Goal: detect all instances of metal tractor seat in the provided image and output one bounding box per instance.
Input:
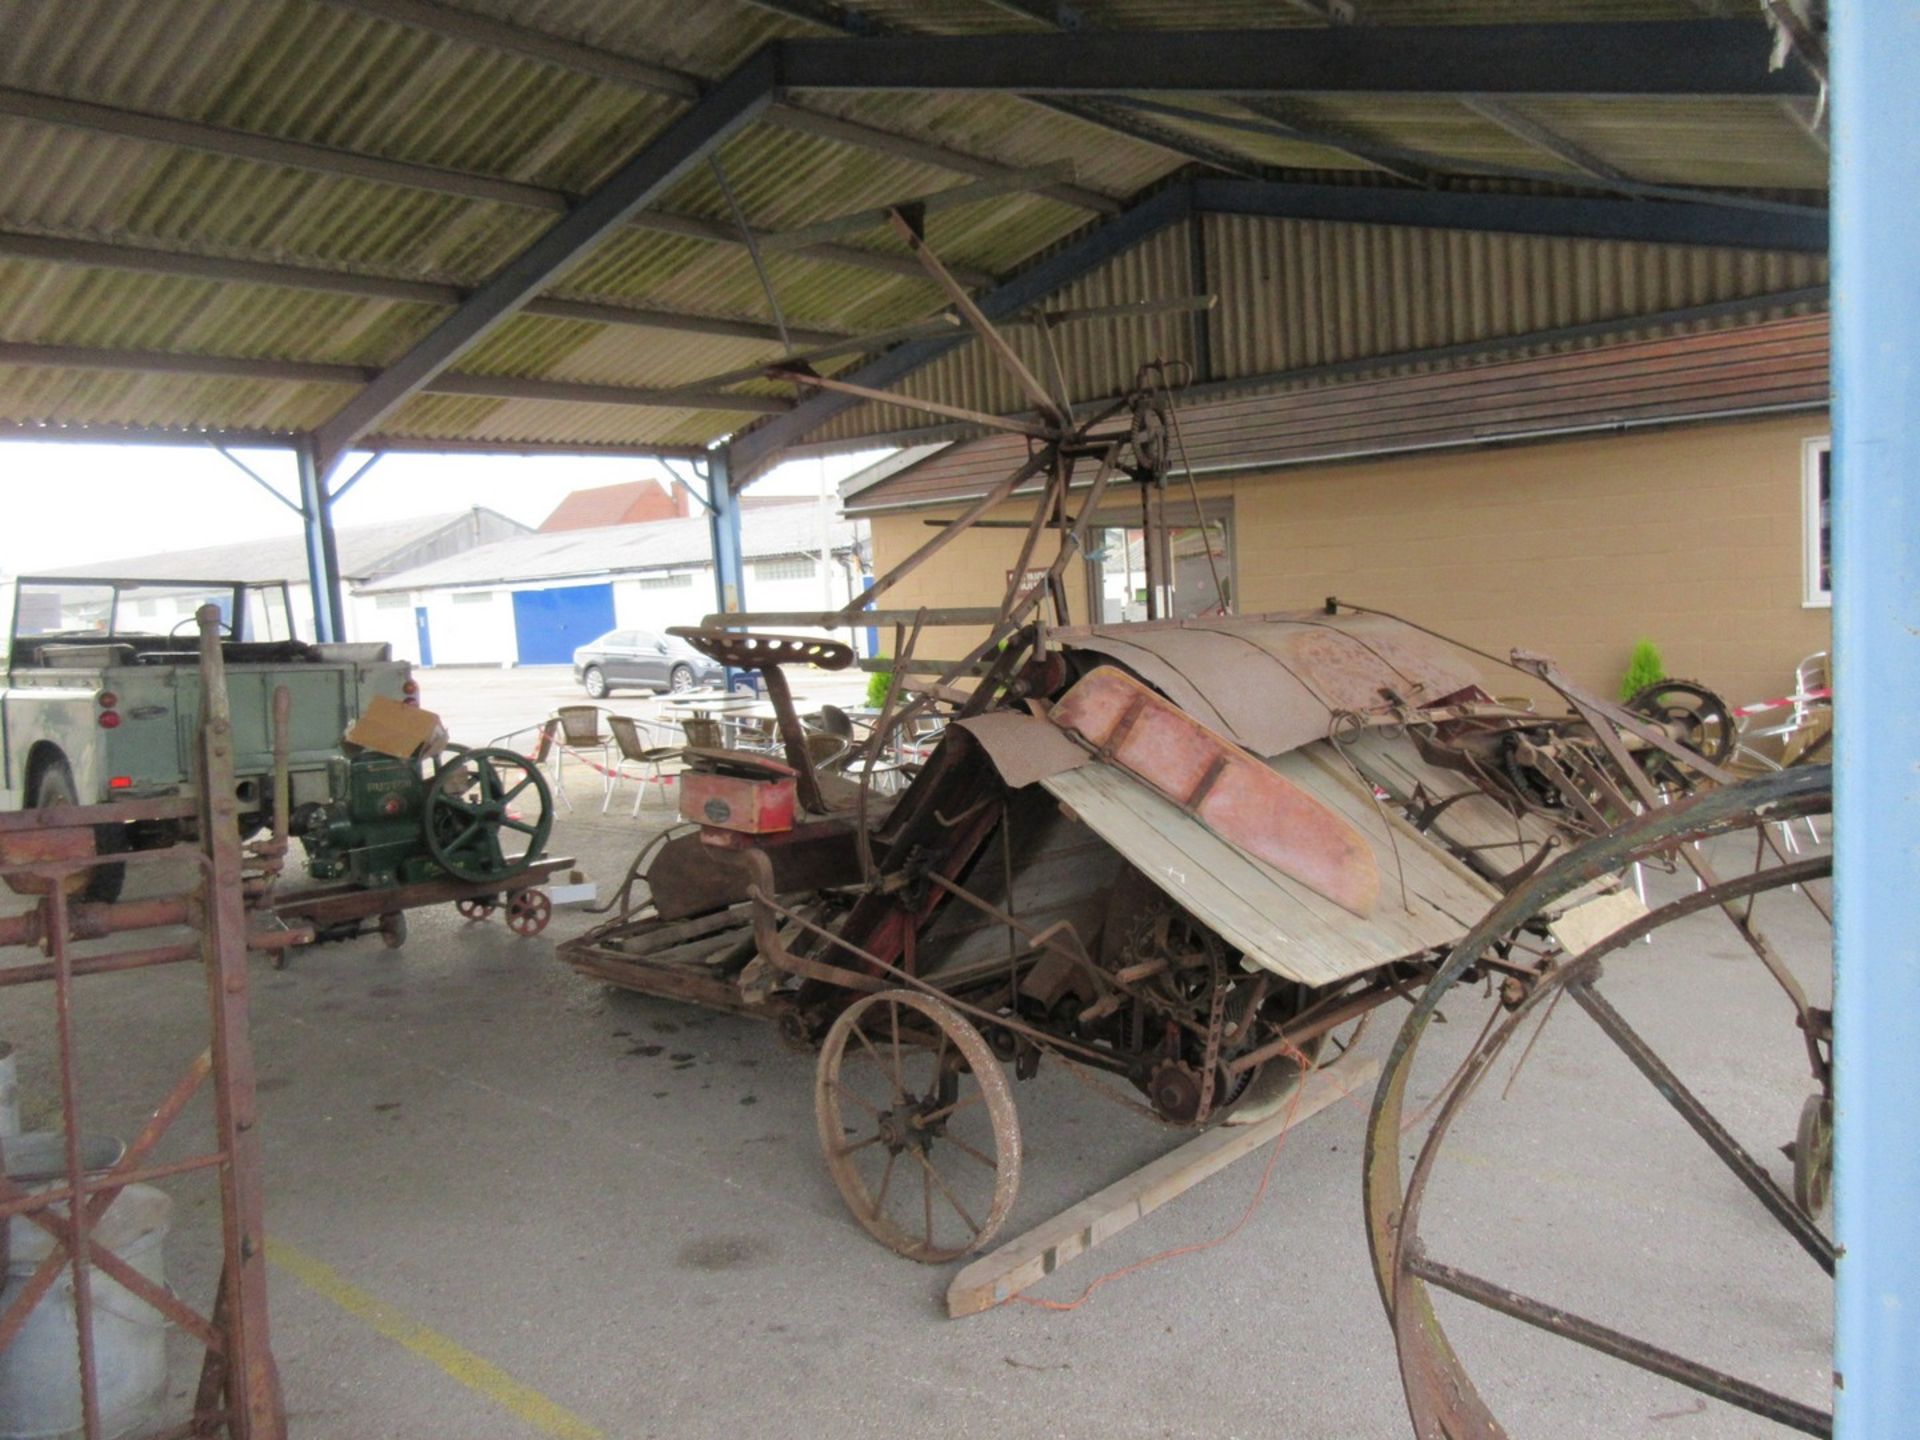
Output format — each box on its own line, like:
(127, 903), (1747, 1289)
(667, 628), (854, 672)
(668, 628), (858, 815)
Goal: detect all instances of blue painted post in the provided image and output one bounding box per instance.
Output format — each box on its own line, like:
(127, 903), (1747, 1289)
(707, 446), (750, 690)
(1831, 5), (1920, 1433)
(295, 440), (343, 643)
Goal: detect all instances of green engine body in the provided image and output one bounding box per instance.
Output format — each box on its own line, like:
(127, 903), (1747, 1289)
(298, 751), (446, 889)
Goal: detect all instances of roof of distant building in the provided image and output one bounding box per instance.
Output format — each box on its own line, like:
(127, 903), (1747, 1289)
(539, 478), (687, 531)
(42, 508), (531, 584)
(361, 500), (860, 594)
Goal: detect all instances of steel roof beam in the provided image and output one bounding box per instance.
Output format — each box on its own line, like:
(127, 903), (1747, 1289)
(322, 0), (1122, 214)
(0, 87), (962, 287)
(311, 0), (700, 99)
(310, 53), (778, 464)
(0, 420), (712, 461)
(729, 178), (1194, 479)
(738, 0), (1276, 177)
(763, 107), (1119, 215)
(0, 422), (298, 449)
(0, 341), (792, 415)
(1192, 177), (1827, 252)
(1460, 97), (1633, 184)
(359, 436), (711, 460)
(777, 22), (1815, 97)
(0, 230), (846, 348)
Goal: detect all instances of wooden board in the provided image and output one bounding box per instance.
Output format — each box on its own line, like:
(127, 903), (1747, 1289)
(946, 1052), (1379, 1318)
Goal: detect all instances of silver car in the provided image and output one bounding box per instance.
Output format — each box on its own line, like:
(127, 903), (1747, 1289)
(572, 628), (724, 698)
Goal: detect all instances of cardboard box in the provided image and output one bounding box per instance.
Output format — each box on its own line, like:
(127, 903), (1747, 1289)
(344, 695), (448, 760)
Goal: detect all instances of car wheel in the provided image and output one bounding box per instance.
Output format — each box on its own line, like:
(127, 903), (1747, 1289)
(669, 664), (694, 694)
(582, 665), (608, 698)
(31, 756), (126, 902)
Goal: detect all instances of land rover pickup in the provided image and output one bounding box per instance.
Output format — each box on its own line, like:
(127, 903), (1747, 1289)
(2, 575), (415, 896)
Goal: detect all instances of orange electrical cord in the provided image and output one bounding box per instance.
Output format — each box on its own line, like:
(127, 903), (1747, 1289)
(1008, 1044), (1317, 1312)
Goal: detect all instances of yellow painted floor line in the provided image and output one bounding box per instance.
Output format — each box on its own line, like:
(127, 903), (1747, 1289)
(268, 1239), (605, 1440)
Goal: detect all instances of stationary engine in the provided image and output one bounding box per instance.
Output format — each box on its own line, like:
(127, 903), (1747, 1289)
(294, 745), (552, 889)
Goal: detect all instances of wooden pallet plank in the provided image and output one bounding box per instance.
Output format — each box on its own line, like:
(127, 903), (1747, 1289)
(945, 1052), (1379, 1317)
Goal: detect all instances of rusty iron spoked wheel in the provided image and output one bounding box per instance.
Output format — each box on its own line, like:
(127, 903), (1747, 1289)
(505, 888), (552, 937)
(455, 897), (497, 921)
(815, 988), (1020, 1263)
(1364, 767), (1834, 1439)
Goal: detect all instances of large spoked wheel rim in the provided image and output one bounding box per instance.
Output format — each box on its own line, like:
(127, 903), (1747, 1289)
(1364, 767), (1833, 1439)
(815, 989), (1021, 1263)
(424, 747), (553, 884)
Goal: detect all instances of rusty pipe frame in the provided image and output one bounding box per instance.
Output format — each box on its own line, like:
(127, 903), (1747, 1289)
(0, 606), (286, 1440)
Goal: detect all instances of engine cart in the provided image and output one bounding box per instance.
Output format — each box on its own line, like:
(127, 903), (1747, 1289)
(272, 740), (570, 954)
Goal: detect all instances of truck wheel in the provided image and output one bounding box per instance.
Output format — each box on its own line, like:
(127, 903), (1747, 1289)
(582, 666), (609, 698)
(30, 758), (127, 903)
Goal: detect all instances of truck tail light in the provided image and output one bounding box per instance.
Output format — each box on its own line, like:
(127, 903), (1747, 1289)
(98, 691), (118, 708)
(97, 711), (121, 729)
(402, 678), (421, 706)
(108, 776), (133, 790)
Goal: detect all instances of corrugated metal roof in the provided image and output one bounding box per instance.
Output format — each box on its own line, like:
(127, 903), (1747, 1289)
(361, 498), (861, 592)
(844, 311), (1831, 513)
(0, 1), (1828, 457)
(806, 212), (1828, 447)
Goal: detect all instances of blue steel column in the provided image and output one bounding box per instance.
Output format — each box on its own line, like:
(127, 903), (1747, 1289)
(1831, 4), (1920, 1433)
(707, 446), (748, 692)
(295, 439), (345, 643)
(708, 445), (746, 616)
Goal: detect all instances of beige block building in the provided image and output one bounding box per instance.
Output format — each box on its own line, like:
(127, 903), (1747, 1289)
(845, 317), (1831, 711)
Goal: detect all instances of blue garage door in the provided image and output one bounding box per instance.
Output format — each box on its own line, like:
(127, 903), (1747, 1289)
(512, 584), (615, 665)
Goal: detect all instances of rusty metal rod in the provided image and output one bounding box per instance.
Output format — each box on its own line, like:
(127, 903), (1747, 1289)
(0, 941), (200, 987)
(0, 896), (191, 948)
(1405, 1252), (1831, 1437)
(0, 1152), (227, 1223)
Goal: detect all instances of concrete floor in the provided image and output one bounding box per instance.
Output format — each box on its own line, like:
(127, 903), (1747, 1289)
(1, 668), (1834, 1439)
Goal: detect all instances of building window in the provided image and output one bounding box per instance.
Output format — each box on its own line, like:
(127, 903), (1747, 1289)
(451, 591), (492, 606)
(639, 572), (693, 590)
(753, 556), (818, 583)
(1088, 507), (1233, 624)
(1804, 437), (1831, 607)
(374, 593), (411, 610)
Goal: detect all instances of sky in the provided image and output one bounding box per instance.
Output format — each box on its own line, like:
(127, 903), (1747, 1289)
(0, 440), (893, 577)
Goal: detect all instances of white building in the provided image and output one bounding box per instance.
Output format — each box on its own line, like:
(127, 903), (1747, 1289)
(354, 500), (867, 667)
(36, 508), (530, 642)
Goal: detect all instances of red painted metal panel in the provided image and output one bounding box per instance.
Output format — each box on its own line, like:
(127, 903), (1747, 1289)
(1049, 667), (1380, 918)
(680, 772), (797, 834)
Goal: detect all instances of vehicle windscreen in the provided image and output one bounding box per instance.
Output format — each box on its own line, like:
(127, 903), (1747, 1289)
(10, 579), (297, 645)
(11, 581), (121, 638)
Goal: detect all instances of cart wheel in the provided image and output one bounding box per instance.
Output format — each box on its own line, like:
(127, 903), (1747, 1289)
(1794, 1092), (1833, 1218)
(815, 989), (1020, 1263)
(378, 912), (408, 950)
(1364, 767), (1833, 1439)
(455, 897), (497, 921)
(506, 889), (552, 937)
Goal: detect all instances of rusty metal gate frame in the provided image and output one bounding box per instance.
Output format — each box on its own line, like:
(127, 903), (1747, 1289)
(0, 609), (291, 1440)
